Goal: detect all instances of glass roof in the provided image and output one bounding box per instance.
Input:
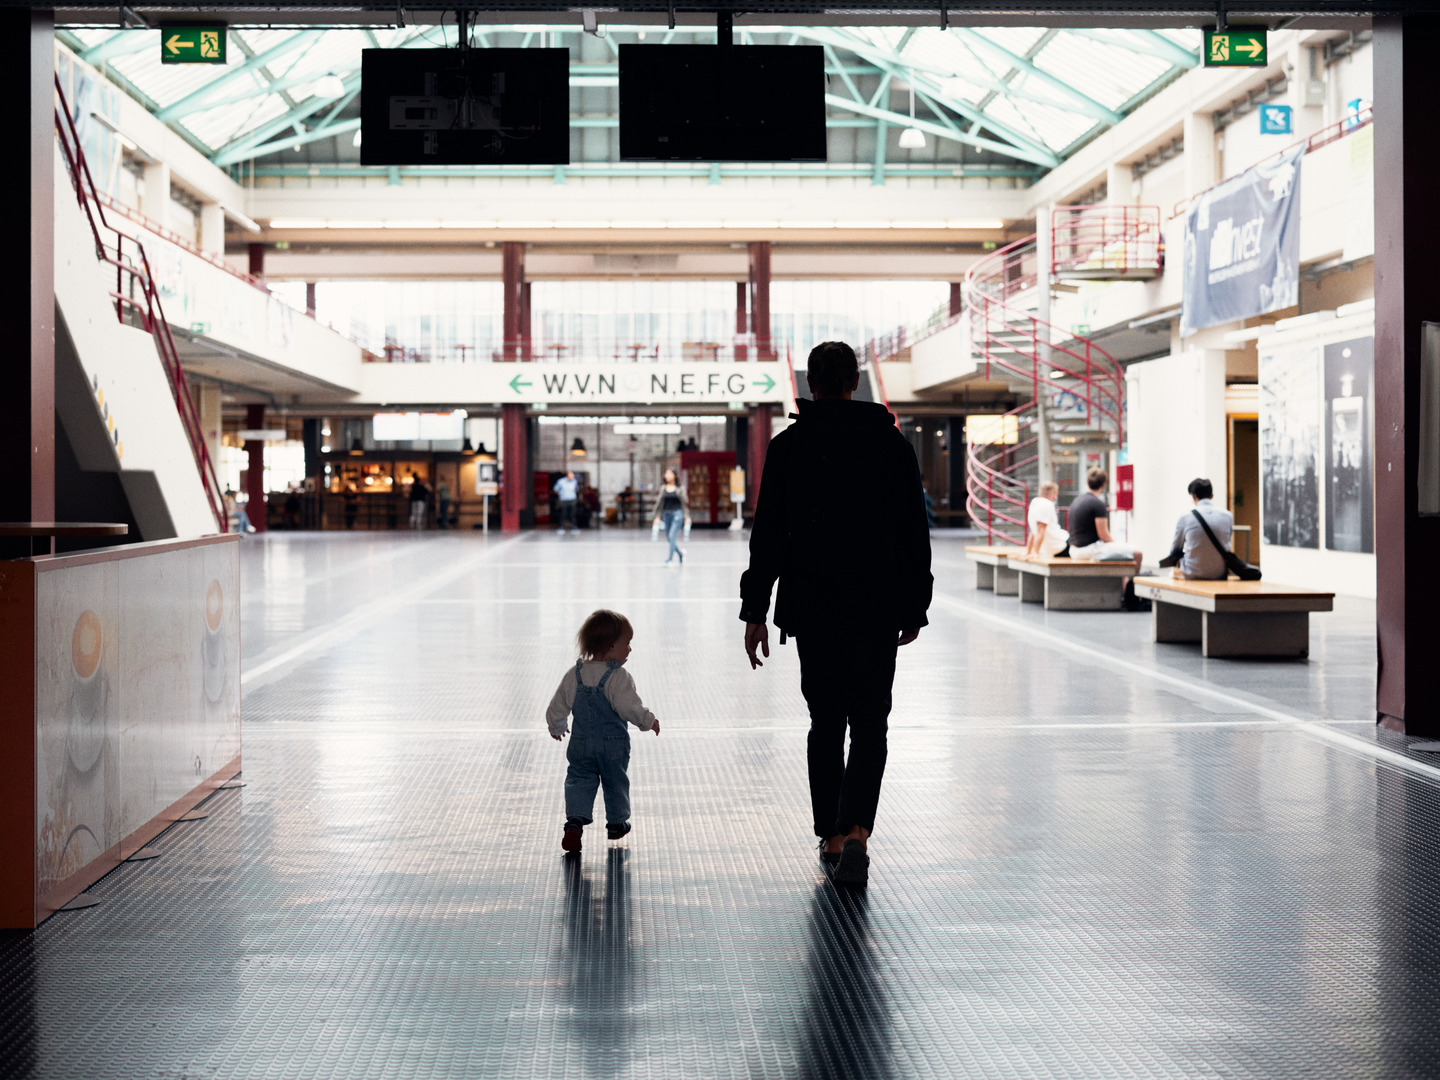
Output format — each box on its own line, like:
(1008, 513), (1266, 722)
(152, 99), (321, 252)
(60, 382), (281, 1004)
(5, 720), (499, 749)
(58, 23), (1200, 174)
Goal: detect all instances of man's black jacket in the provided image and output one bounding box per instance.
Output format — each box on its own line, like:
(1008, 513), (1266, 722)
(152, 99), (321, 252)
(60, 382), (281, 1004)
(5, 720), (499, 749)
(739, 397), (933, 637)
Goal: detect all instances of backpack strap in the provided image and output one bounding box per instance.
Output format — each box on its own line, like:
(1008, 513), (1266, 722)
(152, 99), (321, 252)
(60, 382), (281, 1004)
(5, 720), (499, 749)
(1191, 509), (1230, 558)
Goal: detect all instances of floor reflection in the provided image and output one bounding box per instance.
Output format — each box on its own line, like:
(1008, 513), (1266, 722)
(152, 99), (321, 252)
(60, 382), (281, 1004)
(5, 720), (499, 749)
(561, 850), (635, 1078)
(796, 883), (892, 1079)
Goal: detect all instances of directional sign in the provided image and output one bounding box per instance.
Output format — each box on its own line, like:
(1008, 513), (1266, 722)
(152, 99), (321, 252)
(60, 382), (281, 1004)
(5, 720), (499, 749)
(161, 27), (227, 65)
(360, 362), (791, 405)
(1204, 30), (1266, 67)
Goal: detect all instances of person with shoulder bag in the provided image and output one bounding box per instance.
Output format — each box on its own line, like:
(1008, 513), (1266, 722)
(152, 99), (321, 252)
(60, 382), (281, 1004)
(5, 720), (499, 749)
(1157, 478), (1259, 580)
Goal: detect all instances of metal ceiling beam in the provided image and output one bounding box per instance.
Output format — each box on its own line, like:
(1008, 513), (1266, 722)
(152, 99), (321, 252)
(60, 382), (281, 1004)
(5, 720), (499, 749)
(230, 116), (360, 161)
(79, 29), (155, 65)
(799, 27), (1059, 165)
(950, 27), (1124, 124)
(1064, 27), (1199, 66)
(825, 93), (1059, 167)
(213, 71), (360, 164)
(156, 30), (324, 121)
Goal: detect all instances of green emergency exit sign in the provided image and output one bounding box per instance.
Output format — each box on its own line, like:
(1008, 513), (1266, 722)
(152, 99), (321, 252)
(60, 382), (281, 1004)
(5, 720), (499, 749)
(160, 27), (227, 64)
(1204, 30), (1267, 67)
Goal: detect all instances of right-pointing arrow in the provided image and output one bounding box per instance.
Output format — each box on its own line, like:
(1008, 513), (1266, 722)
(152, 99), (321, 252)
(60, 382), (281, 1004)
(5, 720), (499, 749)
(1237, 37), (1264, 58)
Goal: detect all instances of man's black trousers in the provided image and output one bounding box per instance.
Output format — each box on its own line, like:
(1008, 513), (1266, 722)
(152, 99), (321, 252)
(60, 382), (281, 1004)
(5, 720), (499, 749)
(795, 626), (899, 838)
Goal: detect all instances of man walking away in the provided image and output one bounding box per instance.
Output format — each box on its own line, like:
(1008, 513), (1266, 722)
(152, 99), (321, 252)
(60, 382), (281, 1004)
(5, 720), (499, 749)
(740, 340), (933, 887)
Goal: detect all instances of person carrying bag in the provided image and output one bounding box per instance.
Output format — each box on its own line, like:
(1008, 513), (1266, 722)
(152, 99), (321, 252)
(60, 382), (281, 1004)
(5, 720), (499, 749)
(1192, 509), (1261, 581)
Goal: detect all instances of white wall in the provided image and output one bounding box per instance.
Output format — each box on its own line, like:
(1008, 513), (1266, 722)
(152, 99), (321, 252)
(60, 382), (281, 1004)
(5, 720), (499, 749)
(1125, 349), (1228, 560)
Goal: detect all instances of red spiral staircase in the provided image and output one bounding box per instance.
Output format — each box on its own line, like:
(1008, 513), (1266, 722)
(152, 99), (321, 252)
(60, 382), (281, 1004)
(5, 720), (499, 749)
(54, 76), (229, 534)
(963, 225), (1131, 545)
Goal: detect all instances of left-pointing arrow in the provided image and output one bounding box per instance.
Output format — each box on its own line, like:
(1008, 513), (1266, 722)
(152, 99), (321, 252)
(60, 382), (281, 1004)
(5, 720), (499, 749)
(509, 373), (533, 393)
(165, 34), (193, 55)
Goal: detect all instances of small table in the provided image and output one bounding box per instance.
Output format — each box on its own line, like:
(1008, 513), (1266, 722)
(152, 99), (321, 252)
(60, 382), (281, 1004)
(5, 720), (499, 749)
(0, 522), (129, 557)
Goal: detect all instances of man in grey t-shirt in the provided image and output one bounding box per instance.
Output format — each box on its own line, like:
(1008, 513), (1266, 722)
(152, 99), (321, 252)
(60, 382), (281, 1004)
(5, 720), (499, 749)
(1169, 478), (1234, 579)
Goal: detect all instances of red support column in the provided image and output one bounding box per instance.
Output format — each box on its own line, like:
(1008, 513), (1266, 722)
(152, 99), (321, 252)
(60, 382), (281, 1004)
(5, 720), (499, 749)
(0, 10), (55, 534)
(244, 404), (267, 533)
(1374, 16), (1440, 733)
(248, 243), (265, 282)
(734, 281), (749, 361)
(748, 241), (772, 360)
(305, 282), (317, 317)
(746, 241), (774, 514)
(501, 242), (530, 531)
(949, 282), (963, 318)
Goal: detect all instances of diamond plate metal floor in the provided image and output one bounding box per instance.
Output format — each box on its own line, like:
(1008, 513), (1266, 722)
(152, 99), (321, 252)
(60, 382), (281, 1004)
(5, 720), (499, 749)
(5, 530), (1440, 1079)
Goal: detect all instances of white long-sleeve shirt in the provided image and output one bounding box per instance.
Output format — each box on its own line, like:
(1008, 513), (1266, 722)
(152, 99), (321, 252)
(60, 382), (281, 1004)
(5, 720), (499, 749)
(545, 662), (658, 739)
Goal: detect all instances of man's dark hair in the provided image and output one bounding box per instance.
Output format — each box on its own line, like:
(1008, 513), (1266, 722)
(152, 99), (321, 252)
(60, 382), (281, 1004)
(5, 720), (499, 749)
(1188, 477), (1213, 500)
(807, 341), (859, 398)
(1086, 467), (1108, 491)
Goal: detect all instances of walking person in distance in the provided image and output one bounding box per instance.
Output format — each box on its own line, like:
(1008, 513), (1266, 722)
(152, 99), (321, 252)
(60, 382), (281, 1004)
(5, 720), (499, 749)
(740, 340), (933, 887)
(653, 468), (691, 565)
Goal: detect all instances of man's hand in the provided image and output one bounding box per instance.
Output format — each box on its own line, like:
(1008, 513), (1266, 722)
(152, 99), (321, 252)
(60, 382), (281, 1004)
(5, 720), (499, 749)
(898, 628), (921, 647)
(652, 719), (661, 736)
(745, 622), (770, 669)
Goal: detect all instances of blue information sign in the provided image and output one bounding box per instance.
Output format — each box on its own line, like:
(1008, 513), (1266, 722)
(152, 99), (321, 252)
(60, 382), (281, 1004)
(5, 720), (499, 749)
(1259, 104), (1292, 136)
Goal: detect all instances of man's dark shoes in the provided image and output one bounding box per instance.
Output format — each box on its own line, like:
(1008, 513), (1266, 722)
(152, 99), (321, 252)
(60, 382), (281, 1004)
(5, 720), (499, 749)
(606, 822), (632, 841)
(561, 827), (582, 853)
(833, 838), (869, 886)
(817, 838), (842, 866)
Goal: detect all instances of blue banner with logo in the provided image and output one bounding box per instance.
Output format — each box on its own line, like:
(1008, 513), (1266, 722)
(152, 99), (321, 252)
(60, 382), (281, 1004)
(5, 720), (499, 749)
(1180, 144), (1304, 337)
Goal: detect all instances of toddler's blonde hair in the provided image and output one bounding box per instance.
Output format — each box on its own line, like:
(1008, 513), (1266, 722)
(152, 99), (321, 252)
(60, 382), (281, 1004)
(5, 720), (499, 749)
(577, 609), (633, 660)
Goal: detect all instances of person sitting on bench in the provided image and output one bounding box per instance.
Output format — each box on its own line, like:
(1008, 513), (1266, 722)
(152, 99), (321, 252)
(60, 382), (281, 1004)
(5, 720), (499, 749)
(1161, 478), (1233, 580)
(1025, 481), (1070, 559)
(1067, 468), (1143, 567)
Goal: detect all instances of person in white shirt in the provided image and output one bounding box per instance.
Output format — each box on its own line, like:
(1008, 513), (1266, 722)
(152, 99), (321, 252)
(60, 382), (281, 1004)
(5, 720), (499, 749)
(1025, 481), (1069, 558)
(546, 609), (659, 854)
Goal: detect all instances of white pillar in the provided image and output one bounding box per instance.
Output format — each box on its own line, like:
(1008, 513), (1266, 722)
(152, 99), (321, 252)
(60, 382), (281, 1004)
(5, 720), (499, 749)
(140, 160), (171, 229)
(199, 202), (225, 255)
(1106, 161), (1134, 205)
(1183, 110), (1218, 199)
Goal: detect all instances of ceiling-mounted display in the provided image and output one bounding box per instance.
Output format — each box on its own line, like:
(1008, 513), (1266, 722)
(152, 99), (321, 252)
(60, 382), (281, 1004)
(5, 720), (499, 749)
(360, 47), (570, 166)
(619, 45), (826, 162)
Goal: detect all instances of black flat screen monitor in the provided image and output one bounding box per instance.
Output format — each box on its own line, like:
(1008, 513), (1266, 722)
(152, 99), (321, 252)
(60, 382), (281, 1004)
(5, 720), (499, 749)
(619, 45), (826, 162)
(360, 48), (569, 166)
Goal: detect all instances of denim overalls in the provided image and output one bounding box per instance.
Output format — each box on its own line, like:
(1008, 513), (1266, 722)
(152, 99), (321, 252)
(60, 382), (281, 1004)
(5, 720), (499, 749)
(563, 660), (631, 829)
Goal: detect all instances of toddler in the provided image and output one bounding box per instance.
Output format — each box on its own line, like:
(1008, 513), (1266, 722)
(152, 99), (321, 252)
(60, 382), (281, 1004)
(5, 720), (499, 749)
(547, 609), (660, 853)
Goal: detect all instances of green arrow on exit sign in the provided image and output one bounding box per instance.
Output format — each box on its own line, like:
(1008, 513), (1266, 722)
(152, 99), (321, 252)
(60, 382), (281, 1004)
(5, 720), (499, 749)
(161, 27), (227, 64)
(1204, 30), (1267, 67)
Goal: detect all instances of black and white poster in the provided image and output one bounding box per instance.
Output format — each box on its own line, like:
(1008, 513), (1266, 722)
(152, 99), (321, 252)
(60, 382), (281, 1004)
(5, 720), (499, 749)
(1260, 345), (1320, 548)
(1180, 144), (1304, 337)
(1324, 336), (1374, 552)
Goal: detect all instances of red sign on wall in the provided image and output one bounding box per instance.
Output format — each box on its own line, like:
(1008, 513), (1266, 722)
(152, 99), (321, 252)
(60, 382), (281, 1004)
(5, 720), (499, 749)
(1115, 463), (1134, 511)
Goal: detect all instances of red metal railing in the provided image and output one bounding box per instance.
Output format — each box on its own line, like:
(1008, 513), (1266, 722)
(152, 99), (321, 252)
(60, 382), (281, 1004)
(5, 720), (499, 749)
(963, 235), (1126, 544)
(1052, 204), (1163, 277)
(1172, 106), (1374, 219)
(54, 76), (227, 533)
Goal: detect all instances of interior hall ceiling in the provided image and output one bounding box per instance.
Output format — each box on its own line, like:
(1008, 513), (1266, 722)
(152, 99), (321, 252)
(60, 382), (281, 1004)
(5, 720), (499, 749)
(59, 20), (1212, 178)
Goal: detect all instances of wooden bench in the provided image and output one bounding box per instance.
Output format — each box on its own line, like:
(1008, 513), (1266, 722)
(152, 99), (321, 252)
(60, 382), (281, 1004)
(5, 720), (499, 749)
(964, 545), (1024, 595)
(1011, 556), (1139, 610)
(1132, 577), (1335, 658)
